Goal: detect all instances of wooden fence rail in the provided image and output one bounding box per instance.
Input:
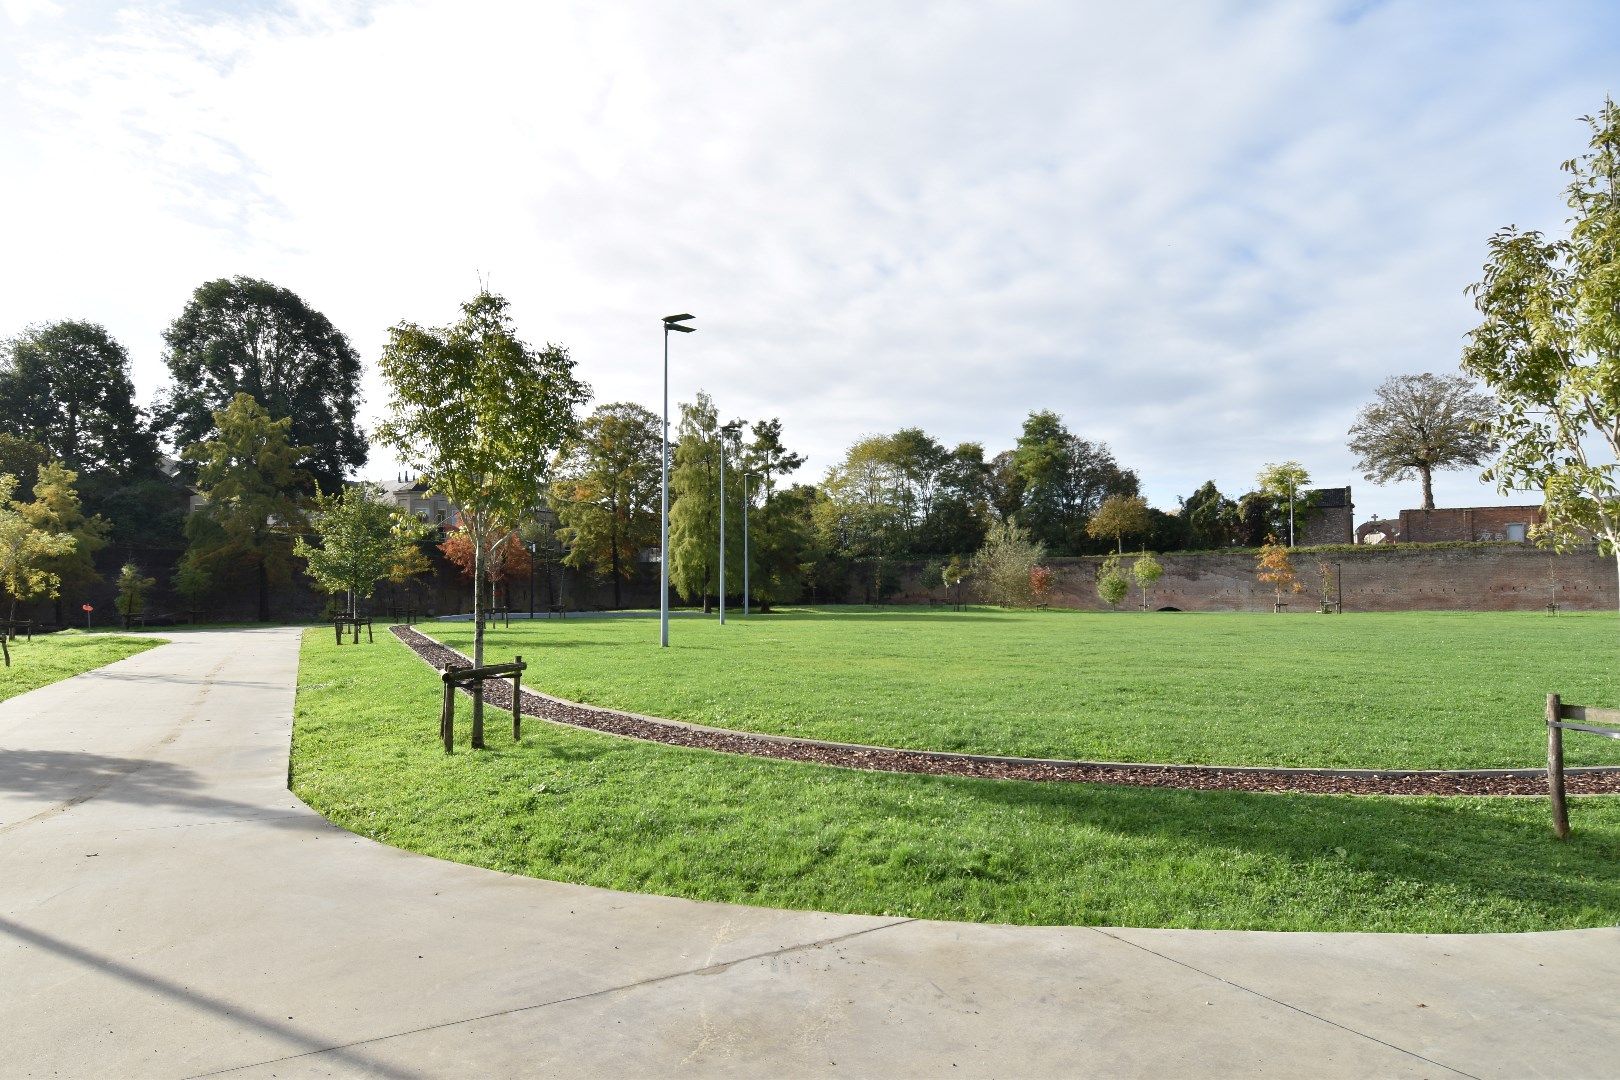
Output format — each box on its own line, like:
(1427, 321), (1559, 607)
(1546, 693), (1620, 839)
(440, 656), (526, 754)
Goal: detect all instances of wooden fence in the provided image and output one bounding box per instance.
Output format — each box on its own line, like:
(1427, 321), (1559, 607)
(1545, 693), (1620, 839)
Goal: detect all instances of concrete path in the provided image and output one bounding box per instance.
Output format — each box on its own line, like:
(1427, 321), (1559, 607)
(1, 629), (1616, 1079)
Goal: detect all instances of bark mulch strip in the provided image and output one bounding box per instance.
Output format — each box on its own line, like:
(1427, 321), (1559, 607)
(390, 625), (1620, 797)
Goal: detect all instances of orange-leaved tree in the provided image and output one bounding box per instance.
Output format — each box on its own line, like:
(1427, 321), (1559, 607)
(1255, 536), (1302, 611)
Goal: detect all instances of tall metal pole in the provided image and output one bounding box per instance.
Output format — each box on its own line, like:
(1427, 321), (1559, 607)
(743, 473), (750, 617)
(719, 437), (726, 625)
(660, 326), (670, 647)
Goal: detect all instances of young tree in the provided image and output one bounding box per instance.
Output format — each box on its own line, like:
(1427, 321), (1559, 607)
(0, 321), (158, 476)
(1096, 554), (1129, 610)
(550, 401), (661, 608)
(943, 554), (967, 610)
(1132, 551), (1164, 611)
(22, 462), (110, 625)
(0, 474), (75, 624)
(1462, 100), (1620, 601)
(668, 392), (726, 612)
(376, 292), (588, 747)
(115, 562), (156, 628)
(1348, 373), (1497, 510)
(294, 483), (431, 618)
(1257, 462), (1311, 546)
(969, 519), (1045, 607)
(179, 393), (311, 622)
(1256, 537), (1303, 611)
(1085, 494), (1152, 553)
(1028, 565), (1055, 606)
(158, 277), (366, 492)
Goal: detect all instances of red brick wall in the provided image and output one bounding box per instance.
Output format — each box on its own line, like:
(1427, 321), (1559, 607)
(893, 544), (1616, 612)
(1399, 506), (1542, 543)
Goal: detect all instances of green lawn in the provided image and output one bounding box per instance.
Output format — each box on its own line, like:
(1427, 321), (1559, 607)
(291, 628), (1620, 932)
(0, 630), (162, 702)
(425, 608), (1620, 770)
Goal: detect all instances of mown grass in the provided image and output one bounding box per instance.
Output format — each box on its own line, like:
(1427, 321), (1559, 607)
(0, 630), (161, 703)
(428, 608), (1620, 770)
(291, 628), (1620, 932)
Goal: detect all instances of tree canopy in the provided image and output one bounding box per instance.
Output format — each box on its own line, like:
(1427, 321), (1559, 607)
(0, 320), (157, 476)
(1462, 98), (1620, 583)
(550, 401), (662, 609)
(1348, 373), (1497, 510)
(1012, 410), (1138, 554)
(158, 277), (366, 491)
(294, 483), (431, 616)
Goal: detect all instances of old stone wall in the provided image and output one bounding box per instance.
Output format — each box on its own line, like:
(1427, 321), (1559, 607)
(886, 544), (1616, 613)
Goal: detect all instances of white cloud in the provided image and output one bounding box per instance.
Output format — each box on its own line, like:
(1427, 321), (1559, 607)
(1, 0), (1616, 518)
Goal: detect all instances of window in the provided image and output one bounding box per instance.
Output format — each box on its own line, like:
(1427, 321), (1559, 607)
(435, 509), (446, 524)
(1505, 523), (1527, 542)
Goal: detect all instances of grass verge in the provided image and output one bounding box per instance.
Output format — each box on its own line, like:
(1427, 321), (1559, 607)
(291, 628), (1620, 932)
(427, 608), (1620, 770)
(0, 630), (161, 703)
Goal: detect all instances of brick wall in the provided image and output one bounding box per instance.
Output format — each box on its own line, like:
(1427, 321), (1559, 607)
(1399, 506), (1542, 543)
(888, 544), (1616, 613)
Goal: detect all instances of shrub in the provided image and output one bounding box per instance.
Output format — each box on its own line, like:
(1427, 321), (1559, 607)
(970, 520), (1045, 607)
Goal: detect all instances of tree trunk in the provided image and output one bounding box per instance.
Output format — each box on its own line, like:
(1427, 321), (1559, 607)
(1420, 466), (1435, 511)
(471, 530), (486, 750)
(610, 530), (622, 610)
(257, 560), (269, 622)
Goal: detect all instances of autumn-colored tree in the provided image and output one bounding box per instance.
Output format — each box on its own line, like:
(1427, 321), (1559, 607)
(1029, 565), (1055, 606)
(441, 528), (534, 611)
(1256, 537), (1303, 611)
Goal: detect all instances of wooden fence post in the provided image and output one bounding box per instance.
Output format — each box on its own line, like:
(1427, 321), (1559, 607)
(441, 671), (457, 754)
(1547, 693), (1569, 840)
(511, 655), (522, 740)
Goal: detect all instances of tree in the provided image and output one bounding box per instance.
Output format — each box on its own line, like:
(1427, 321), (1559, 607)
(179, 393), (311, 622)
(158, 277), (366, 492)
(736, 417), (809, 612)
(376, 291), (588, 748)
(1255, 537), (1303, 611)
(1029, 565), (1055, 606)
(815, 435), (907, 603)
(1085, 494), (1152, 553)
(550, 402), (662, 609)
(115, 562), (156, 628)
(0, 436), (51, 497)
(441, 527), (534, 611)
(969, 519), (1045, 607)
(294, 483), (431, 618)
(1257, 462), (1311, 546)
(0, 474), (75, 624)
(22, 462), (110, 625)
(943, 554), (967, 610)
(1461, 99), (1620, 599)
(1132, 551), (1164, 611)
(1012, 410), (1139, 554)
(927, 442), (992, 554)
(668, 392), (727, 611)
(1181, 481), (1236, 549)
(0, 321), (158, 476)
(1096, 554), (1129, 610)
(1348, 373), (1497, 510)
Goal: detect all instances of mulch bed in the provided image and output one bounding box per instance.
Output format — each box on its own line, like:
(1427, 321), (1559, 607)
(390, 625), (1620, 797)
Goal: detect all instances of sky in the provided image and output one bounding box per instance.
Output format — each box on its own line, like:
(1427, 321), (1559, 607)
(2, 0), (1617, 523)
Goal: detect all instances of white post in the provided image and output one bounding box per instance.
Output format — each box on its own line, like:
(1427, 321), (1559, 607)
(743, 472), (750, 617)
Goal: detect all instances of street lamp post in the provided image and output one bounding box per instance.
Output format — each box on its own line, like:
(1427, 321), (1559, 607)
(660, 314), (695, 647)
(718, 433), (726, 626)
(526, 540), (537, 619)
(742, 471), (751, 617)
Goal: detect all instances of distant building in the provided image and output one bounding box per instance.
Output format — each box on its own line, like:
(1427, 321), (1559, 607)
(381, 477), (454, 528)
(1299, 486), (1354, 546)
(1356, 517), (1400, 545)
(1398, 505), (1542, 544)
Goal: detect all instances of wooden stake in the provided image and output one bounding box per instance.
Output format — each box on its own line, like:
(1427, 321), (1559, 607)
(1548, 693), (1569, 840)
(441, 674), (456, 754)
(512, 654), (522, 740)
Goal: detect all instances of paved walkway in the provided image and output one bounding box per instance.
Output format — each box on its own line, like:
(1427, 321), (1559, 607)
(1, 629), (1616, 1079)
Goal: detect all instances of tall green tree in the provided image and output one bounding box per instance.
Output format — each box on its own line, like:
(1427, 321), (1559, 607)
(737, 419), (808, 611)
(1012, 410), (1138, 554)
(1462, 99), (1620, 598)
(22, 462), (110, 624)
(0, 436), (51, 498)
(550, 402), (662, 609)
(294, 483), (431, 618)
(0, 321), (158, 476)
(814, 435), (908, 602)
(158, 277), (366, 491)
(178, 394), (311, 622)
(1256, 461), (1311, 546)
(376, 292), (588, 747)
(1085, 494), (1152, 553)
(1181, 481), (1236, 549)
(1348, 373), (1498, 510)
(667, 392), (732, 612)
